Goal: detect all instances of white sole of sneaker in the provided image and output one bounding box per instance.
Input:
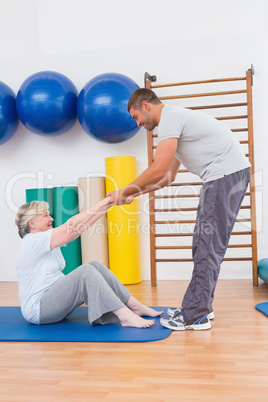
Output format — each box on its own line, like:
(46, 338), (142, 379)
(160, 317), (212, 331)
(186, 321), (211, 330)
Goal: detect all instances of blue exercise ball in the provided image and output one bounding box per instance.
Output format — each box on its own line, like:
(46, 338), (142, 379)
(258, 259), (268, 284)
(16, 71), (78, 136)
(77, 72), (140, 143)
(0, 82), (19, 145)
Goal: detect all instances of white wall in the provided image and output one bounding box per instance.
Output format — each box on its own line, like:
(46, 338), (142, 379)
(0, 0), (267, 281)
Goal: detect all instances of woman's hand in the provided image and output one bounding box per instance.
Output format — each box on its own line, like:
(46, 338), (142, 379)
(125, 195), (135, 204)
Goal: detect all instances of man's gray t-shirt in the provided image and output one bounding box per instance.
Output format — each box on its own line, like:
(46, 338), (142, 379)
(158, 105), (250, 182)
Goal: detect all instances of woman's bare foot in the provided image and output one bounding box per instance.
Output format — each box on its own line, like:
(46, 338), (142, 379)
(113, 307), (155, 328)
(126, 296), (164, 318)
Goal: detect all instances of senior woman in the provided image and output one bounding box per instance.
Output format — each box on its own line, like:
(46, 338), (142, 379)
(15, 198), (162, 328)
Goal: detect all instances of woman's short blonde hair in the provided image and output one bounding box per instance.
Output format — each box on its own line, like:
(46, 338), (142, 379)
(15, 201), (49, 238)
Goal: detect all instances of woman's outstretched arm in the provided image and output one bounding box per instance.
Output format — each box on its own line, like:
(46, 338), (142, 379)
(50, 196), (113, 249)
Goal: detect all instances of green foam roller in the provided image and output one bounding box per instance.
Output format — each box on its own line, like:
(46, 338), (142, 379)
(25, 188), (54, 220)
(53, 186), (82, 275)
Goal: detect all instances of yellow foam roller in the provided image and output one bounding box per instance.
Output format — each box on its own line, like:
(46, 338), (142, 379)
(105, 156), (141, 285)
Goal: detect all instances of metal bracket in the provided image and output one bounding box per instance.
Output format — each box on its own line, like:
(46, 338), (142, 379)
(248, 64), (254, 86)
(144, 72), (157, 87)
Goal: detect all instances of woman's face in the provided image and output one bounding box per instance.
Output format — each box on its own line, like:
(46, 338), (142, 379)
(30, 210), (54, 233)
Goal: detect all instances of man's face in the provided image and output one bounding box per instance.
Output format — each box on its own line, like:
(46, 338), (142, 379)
(129, 102), (158, 131)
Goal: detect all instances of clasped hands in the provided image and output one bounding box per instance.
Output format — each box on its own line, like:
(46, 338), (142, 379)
(106, 189), (135, 206)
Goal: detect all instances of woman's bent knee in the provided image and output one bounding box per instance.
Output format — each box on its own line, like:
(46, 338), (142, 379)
(89, 260), (108, 274)
(68, 264), (96, 283)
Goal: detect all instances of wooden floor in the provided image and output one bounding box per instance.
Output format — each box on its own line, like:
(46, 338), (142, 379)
(0, 280), (268, 402)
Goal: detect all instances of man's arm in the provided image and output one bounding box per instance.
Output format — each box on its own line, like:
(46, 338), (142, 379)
(107, 138), (179, 204)
(125, 157), (181, 202)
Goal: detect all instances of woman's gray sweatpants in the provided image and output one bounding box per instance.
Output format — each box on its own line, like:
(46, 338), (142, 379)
(181, 167), (251, 325)
(39, 261), (131, 325)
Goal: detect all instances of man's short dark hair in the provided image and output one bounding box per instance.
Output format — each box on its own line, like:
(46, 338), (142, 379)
(128, 88), (162, 112)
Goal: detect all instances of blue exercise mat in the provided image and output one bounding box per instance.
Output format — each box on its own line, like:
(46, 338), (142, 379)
(255, 302), (268, 317)
(0, 306), (171, 342)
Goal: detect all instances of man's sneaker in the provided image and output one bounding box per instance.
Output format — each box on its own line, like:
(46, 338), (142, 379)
(167, 307), (215, 320)
(160, 314), (211, 331)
